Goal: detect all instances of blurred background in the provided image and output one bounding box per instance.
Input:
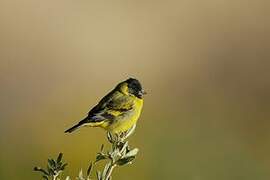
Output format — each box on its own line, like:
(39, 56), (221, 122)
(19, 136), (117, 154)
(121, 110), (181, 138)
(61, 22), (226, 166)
(0, 0), (270, 179)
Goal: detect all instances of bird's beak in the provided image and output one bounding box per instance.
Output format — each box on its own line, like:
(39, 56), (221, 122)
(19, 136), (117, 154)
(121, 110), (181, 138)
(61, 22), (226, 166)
(138, 89), (147, 97)
(142, 89), (147, 95)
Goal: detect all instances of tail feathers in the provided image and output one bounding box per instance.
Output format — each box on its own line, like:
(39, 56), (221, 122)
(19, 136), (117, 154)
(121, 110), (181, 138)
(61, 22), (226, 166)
(65, 117), (89, 133)
(65, 116), (106, 133)
(65, 123), (83, 133)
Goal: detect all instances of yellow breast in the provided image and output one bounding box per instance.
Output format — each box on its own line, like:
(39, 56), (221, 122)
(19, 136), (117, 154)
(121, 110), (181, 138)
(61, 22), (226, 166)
(108, 98), (143, 134)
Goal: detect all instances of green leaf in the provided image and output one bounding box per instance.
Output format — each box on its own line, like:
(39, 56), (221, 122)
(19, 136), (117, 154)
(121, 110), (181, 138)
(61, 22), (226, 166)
(57, 153), (63, 163)
(116, 156), (136, 166)
(110, 149), (120, 161)
(48, 159), (56, 169)
(119, 142), (129, 154)
(78, 169), (84, 180)
(60, 163), (68, 170)
(107, 132), (115, 143)
(87, 162), (93, 176)
(100, 144), (104, 152)
(33, 166), (41, 171)
(123, 148), (139, 158)
(34, 167), (49, 175)
(56, 162), (62, 169)
(42, 175), (49, 180)
(96, 171), (102, 180)
(48, 168), (54, 176)
(95, 153), (107, 162)
(102, 163), (111, 179)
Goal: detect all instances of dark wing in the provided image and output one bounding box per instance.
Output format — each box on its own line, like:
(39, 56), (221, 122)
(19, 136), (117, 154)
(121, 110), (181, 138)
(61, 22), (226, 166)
(87, 90), (134, 122)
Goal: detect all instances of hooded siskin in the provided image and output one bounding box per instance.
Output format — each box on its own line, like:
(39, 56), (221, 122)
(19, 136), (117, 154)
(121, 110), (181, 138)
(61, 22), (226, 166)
(65, 78), (145, 135)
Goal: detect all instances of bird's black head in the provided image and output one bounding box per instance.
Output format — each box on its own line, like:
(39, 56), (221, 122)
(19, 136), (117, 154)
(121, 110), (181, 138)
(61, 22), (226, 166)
(126, 78), (146, 99)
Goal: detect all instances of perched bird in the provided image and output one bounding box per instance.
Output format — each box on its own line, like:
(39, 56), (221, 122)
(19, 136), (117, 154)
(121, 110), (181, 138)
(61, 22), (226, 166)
(65, 78), (146, 137)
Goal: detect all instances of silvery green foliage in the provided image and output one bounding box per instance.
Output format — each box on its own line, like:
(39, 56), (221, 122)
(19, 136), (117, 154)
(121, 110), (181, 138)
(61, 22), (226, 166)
(34, 128), (139, 180)
(34, 153), (67, 180)
(75, 163), (93, 180)
(76, 169), (91, 180)
(92, 132), (139, 180)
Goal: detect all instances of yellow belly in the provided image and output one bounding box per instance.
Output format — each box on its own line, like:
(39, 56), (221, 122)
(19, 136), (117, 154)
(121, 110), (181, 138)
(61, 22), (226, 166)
(106, 99), (143, 134)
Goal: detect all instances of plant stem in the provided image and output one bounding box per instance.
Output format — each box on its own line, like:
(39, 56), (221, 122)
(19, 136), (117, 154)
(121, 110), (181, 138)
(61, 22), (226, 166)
(53, 175), (57, 180)
(104, 163), (116, 180)
(53, 172), (60, 180)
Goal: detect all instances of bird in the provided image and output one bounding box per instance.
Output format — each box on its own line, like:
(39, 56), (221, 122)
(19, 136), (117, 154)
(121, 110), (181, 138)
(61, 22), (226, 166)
(64, 78), (146, 137)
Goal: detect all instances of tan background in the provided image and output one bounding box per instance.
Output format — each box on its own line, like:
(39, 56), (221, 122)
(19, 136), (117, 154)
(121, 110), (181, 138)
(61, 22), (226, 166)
(0, 0), (270, 179)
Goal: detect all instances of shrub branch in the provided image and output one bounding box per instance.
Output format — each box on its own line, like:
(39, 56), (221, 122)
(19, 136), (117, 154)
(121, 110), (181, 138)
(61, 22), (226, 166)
(34, 127), (139, 180)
